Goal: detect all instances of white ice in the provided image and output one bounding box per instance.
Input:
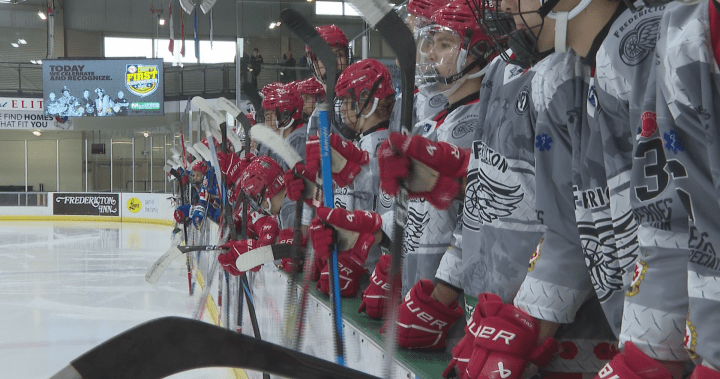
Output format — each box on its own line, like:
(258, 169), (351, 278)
(0, 221), (233, 379)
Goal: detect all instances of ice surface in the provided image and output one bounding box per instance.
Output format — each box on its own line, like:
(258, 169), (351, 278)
(0, 221), (233, 379)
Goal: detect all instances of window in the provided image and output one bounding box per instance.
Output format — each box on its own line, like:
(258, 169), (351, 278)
(104, 37), (236, 64)
(315, 1), (360, 16)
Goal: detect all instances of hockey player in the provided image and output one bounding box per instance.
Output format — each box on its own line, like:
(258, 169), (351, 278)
(608, 1), (720, 378)
(218, 156), (300, 276)
(189, 158), (221, 228)
(296, 77), (325, 124)
(295, 58), (396, 298)
(389, 0), (450, 133)
(259, 83), (307, 174)
(376, 0), (500, 351)
(304, 24), (350, 139)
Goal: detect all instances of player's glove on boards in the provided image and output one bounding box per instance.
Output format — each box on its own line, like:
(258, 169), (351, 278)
(591, 341), (672, 379)
(358, 254), (393, 319)
(382, 279), (463, 350)
(218, 239), (260, 276)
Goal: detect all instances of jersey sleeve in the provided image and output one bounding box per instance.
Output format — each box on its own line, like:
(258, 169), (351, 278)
(514, 53), (594, 324)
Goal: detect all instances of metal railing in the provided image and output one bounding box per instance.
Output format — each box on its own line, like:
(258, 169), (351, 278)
(0, 62), (312, 100)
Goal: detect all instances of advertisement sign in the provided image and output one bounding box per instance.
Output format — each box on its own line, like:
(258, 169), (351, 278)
(120, 193), (172, 221)
(42, 59), (164, 117)
(0, 110), (73, 130)
(53, 193), (120, 216)
(0, 97), (44, 111)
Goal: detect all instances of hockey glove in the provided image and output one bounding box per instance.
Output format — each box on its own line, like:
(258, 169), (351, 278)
(218, 239), (260, 276)
(218, 151), (251, 186)
(358, 254), (393, 319)
(381, 279), (463, 350)
(591, 341), (672, 379)
(283, 163), (317, 206)
(443, 293), (502, 379)
(317, 253), (367, 297)
(174, 204), (191, 224)
(191, 205), (206, 228)
(306, 134), (369, 188)
(464, 293), (560, 379)
(378, 133), (469, 210)
(251, 215), (279, 247)
(689, 366), (720, 379)
(309, 206), (382, 266)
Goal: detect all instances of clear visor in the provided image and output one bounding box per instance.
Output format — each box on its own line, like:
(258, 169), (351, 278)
(415, 25), (463, 93)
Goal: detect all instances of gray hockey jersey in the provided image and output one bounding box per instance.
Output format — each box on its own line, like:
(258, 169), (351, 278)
(401, 92), (478, 296)
(651, 0), (720, 368)
(389, 90), (448, 133)
(514, 52), (595, 324)
(333, 125), (392, 270)
(457, 52), (545, 303)
(595, 2), (689, 361)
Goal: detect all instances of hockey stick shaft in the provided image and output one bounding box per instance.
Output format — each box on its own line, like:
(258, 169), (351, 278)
(279, 8), (345, 364)
(347, 1), (415, 377)
(50, 316), (381, 379)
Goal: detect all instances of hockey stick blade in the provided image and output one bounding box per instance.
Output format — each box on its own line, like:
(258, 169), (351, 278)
(235, 244), (303, 272)
(145, 246), (183, 284)
(191, 96), (224, 125)
(250, 123), (303, 168)
(215, 97), (241, 119)
(184, 143), (200, 161)
(49, 316), (380, 379)
(193, 142), (213, 162)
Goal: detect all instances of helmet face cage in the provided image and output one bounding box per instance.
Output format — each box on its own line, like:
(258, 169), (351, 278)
(476, 0), (546, 67)
(240, 157), (285, 215)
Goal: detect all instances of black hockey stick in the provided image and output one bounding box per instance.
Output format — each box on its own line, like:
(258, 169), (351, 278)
(279, 7), (346, 365)
(347, 0), (416, 377)
(49, 316), (381, 379)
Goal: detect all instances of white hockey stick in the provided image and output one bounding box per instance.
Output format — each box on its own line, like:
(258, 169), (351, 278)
(249, 123), (303, 169)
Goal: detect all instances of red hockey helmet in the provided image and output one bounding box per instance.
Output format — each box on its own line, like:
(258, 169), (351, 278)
(306, 25), (350, 84)
(430, 0), (491, 49)
(334, 59), (395, 140)
(192, 159), (209, 174)
(261, 82), (285, 98)
(316, 24), (349, 48)
(239, 156), (285, 214)
(336, 59), (395, 102)
(262, 84), (304, 130)
(297, 77), (326, 99)
(407, 0), (450, 23)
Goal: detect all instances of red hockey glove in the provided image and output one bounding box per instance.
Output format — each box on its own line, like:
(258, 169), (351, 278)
(381, 279), (463, 350)
(305, 134), (369, 188)
(591, 341), (671, 379)
(218, 152), (254, 186)
(317, 253), (367, 297)
(443, 293), (495, 379)
(378, 133), (469, 210)
(310, 206), (382, 266)
(689, 366), (720, 379)
(283, 163), (317, 205)
(464, 293), (560, 379)
(358, 254), (393, 319)
(252, 215), (279, 247)
(218, 239), (260, 276)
